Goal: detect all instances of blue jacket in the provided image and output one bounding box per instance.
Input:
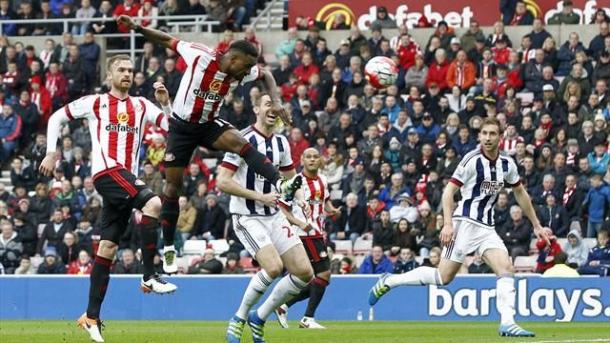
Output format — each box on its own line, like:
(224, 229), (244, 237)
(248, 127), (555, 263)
(585, 244), (610, 266)
(587, 152), (610, 175)
(583, 183), (610, 223)
(381, 104), (401, 124)
(416, 123), (442, 144)
(0, 113), (22, 141)
(379, 186), (411, 210)
(393, 259), (419, 274)
(359, 255), (394, 274)
(452, 138), (477, 158)
(0, 12), (17, 36)
(557, 41), (586, 76)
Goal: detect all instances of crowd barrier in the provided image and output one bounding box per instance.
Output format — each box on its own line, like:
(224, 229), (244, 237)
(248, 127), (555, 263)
(0, 275), (608, 321)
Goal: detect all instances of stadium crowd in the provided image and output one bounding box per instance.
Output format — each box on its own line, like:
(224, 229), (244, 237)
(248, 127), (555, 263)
(0, 0), (609, 278)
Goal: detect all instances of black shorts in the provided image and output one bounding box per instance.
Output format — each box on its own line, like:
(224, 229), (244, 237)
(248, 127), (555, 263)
(93, 167), (156, 244)
(164, 115), (234, 168)
(301, 235), (330, 274)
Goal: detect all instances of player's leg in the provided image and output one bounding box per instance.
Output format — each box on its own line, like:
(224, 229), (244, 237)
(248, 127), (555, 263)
(160, 120), (198, 273)
(137, 193), (177, 294)
(482, 244), (535, 337)
(227, 215), (283, 343)
(212, 126), (302, 201)
(299, 269), (330, 329)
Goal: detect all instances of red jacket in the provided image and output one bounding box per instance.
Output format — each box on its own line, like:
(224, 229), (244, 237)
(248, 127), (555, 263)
(492, 47), (511, 65)
(536, 238), (562, 273)
(30, 88), (52, 122)
(114, 3), (141, 33)
(293, 63), (320, 85)
(67, 261), (93, 275)
(397, 42), (419, 70)
(289, 138), (310, 168)
(426, 61), (450, 91)
(446, 61), (476, 90)
(45, 71), (68, 104)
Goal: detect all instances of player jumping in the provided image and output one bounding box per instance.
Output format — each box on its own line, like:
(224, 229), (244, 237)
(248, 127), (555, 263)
(217, 94), (313, 343)
(274, 148), (341, 329)
(116, 15), (301, 274)
(368, 117), (550, 337)
(40, 55), (177, 343)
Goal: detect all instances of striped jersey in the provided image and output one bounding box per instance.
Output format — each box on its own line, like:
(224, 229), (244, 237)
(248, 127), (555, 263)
(221, 126), (294, 216)
(172, 40), (262, 124)
(292, 173), (329, 237)
(62, 93), (167, 178)
(449, 149), (520, 228)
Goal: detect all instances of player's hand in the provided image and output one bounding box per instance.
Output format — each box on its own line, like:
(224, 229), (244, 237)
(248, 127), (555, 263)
(327, 206), (341, 216)
(258, 192), (280, 208)
(116, 15), (137, 30)
(153, 82), (170, 106)
(439, 222), (454, 247)
(39, 153), (57, 177)
(273, 103), (292, 126)
(300, 222), (313, 232)
(534, 225), (551, 246)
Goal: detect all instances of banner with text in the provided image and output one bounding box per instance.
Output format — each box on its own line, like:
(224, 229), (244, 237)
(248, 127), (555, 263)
(288, 0), (610, 29)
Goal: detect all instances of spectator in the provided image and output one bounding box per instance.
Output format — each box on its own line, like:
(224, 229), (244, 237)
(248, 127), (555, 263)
(426, 49), (450, 91)
(0, 104), (22, 163)
(460, 20), (485, 53)
(359, 245), (393, 274)
(113, 0), (141, 33)
(578, 229), (610, 276)
(67, 249), (93, 274)
(79, 32), (100, 93)
(372, 210), (394, 252)
(37, 247), (66, 274)
(529, 19), (552, 49)
(14, 255), (36, 274)
(141, 161), (163, 195)
(370, 6), (396, 29)
(13, 213), (36, 256)
(73, 0), (96, 35)
(223, 252), (243, 274)
(30, 183), (53, 226)
(563, 229), (590, 268)
(113, 249), (142, 274)
(557, 33), (585, 77)
(548, 0), (580, 25)
(91, 1), (116, 35)
(226, 0), (247, 31)
(10, 157), (35, 191)
(289, 127), (310, 168)
(452, 125), (476, 158)
(36, 209), (74, 255)
(57, 231), (79, 264)
(177, 196), (197, 241)
(498, 205), (532, 259)
(588, 141), (610, 175)
(468, 253), (492, 274)
(542, 251), (579, 277)
(537, 193), (569, 237)
(189, 248), (223, 274)
(582, 174), (610, 238)
(0, 221), (22, 273)
(422, 246), (442, 267)
(0, 0), (17, 36)
(331, 192), (367, 243)
(535, 228), (563, 273)
(63, 44), (85, 100)
(192, 193), (226, 240)
(393, 248), (419, 274)
(137, 0), (159, 30)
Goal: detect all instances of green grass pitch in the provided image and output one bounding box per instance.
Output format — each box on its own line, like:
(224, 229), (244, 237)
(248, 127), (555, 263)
(1, 321), (609, 343)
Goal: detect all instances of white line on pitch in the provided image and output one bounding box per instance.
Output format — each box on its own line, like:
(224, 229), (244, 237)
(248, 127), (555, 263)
(520, 340), (610, 343)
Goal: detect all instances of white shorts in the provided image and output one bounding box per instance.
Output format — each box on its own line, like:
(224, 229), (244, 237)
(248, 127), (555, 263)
(232, 213), (302, 258)
(442, 219), (508, 264)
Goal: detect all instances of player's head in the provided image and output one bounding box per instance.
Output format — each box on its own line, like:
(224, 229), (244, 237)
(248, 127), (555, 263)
(301, 148), (322, 174)
(253, 93), (276, 128)
(479, 117), (503, 154)
(106, 54), (133, 91)
(226, 40), (258, 80)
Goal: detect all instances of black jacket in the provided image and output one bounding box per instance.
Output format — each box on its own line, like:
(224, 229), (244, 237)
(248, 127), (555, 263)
(333, 205), (368, 236)
(37, 221), (74, 255)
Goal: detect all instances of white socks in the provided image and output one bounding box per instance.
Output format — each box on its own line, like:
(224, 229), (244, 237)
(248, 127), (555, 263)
(256, 274), (309, 320)
(235, 270), (273, 320)
(385, 267), (443, 288)
(496, 276), (516, 326)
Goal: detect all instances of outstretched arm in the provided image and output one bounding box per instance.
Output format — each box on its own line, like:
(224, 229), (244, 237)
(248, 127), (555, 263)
(116, 15), (177, 50)
(260, 68), (292, 126)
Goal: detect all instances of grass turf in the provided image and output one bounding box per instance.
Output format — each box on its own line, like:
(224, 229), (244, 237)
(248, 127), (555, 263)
(1, 321), (609, 343)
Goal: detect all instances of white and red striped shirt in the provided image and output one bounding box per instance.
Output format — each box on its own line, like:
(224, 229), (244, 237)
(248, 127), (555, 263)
(171, 40), (263, 124)
(293, 173), (329, 237)
(55, 93), (168, 178)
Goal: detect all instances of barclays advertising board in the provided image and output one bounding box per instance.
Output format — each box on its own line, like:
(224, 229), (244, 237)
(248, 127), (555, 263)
(0, 275), (608, 321)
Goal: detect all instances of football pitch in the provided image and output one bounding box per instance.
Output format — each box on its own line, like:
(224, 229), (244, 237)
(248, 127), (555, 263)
(1, 321), (609, 343)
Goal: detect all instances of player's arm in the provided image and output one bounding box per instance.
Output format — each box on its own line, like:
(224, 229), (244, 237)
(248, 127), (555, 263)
(440, 181), (460, 247)
(216, 165), (279, 208)
(279, 198), (312, 232)
(39, 98), (91, 176)
(512, 184), (549, 243)
(260, 68), (292, 125)
(116, 15), (176, 50)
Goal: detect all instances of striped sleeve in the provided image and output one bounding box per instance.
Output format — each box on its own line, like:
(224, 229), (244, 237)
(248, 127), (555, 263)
(504, 157), (521, 187)
(278, 135), (294, 171)
(220, 152), (241, 171)
(451, 157), (474, 187)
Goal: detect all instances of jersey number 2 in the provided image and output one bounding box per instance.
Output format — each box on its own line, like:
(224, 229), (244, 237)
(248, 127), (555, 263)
(282, 226), (293, 238)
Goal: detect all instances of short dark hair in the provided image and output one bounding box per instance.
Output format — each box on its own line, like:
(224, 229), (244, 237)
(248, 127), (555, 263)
(554, 251), (568, 264)
(229, 40), (259, 58)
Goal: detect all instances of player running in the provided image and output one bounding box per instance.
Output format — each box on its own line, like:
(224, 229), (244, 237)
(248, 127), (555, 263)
(217, 94), (313, 343)
(39, 55), (177, 343)
(116, 15), (301, 274)
(368, 117), (550, 338)
(274, 148), (340, 329)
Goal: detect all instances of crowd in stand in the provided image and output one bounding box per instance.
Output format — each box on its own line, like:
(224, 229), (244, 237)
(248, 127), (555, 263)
(0, 0), (610, 277)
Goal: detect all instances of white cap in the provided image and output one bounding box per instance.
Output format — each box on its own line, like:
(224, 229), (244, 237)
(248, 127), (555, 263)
(542, 84), (554, 92)
(450, 37), (461, 45)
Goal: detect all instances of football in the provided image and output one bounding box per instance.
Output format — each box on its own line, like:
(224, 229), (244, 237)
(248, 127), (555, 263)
(364, 56), (399, 89)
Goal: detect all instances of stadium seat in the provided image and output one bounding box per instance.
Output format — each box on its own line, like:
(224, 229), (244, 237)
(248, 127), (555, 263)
(353, 237), (373, 255)
(183, 240), (207, 255)
(176, 256), (190, 272)
(355, 255), (366, 268)
(514, 255), (537, 273)
(583, 238), (597, 250)
(529, 239), (539, 255)
(209, 239), (230, 255)
(556, 238), (567, 249)
(333, 240), (352, 255)
(516, 92), (534, 106)
(330, 190), (343, 200)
